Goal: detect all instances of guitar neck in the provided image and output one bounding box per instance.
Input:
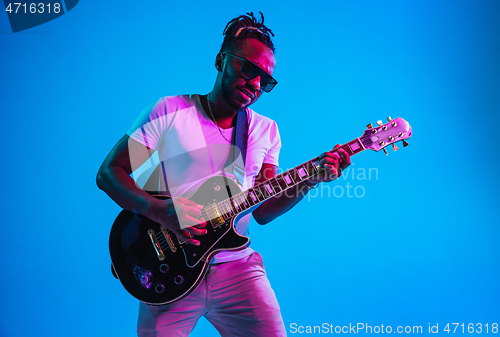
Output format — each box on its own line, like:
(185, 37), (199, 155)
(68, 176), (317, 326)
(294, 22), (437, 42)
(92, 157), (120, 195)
(214, 137), (366, 218)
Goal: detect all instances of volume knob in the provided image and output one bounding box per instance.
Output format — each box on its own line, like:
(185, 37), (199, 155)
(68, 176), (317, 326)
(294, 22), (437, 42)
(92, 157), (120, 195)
(155, 284), (165, 293)
(174, 275), (184, 285)
(159, 264), (169, 273)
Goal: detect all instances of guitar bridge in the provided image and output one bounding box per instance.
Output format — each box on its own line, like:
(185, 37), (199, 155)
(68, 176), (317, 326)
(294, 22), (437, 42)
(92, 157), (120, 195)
(148, 229), (165, 261)
(161, 227), (177, 252)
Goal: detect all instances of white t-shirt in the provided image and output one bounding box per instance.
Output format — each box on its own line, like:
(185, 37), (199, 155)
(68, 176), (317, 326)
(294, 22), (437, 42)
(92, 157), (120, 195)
(127, 94), (281, 263)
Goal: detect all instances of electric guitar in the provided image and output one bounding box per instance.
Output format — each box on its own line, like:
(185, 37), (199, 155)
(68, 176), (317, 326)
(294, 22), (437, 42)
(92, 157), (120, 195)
(109, 117), (412, 305)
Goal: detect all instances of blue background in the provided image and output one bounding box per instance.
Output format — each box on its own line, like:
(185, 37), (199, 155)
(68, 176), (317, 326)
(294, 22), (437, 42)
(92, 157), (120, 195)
(1, 1), (499, 336)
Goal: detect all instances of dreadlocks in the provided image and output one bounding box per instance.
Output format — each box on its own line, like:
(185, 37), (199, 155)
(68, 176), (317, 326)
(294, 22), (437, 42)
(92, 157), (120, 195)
(220, 12), (275, 54)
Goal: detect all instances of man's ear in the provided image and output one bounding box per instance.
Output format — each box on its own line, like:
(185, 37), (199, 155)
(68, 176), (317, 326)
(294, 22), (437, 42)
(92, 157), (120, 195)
(215, 52), (223, 72)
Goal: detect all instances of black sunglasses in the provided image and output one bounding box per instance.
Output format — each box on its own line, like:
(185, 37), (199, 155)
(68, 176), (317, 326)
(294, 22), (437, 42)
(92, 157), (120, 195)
(225, 53), (278, 93)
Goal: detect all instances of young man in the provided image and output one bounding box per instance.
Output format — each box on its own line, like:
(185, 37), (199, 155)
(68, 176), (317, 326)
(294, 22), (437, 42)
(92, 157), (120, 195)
(97, 12), (350, 337)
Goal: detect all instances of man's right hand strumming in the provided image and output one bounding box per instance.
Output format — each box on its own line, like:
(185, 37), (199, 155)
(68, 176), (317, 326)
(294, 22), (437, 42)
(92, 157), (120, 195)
(147, 197), (208, 246)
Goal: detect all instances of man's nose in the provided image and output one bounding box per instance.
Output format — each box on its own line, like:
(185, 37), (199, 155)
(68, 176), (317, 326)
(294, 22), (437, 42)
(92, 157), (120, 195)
(248, 75), (261, 91)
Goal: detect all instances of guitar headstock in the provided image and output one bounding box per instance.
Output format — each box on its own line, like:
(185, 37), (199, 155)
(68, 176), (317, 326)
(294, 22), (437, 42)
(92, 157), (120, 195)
(359, 117), (412, 154)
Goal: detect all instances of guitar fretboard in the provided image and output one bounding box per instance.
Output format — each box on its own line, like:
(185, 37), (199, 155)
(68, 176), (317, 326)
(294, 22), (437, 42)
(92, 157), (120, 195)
(212, 137), (366, 221)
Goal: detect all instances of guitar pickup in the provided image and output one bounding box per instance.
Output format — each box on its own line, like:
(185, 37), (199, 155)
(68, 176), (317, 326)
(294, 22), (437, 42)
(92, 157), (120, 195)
(147, 229), (165, 261)
(207, 205), (224, 228)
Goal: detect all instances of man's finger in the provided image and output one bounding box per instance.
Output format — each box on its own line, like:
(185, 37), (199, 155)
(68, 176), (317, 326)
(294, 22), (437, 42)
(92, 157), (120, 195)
(182, 214), (208, 234)
(179, 230), (201, 246)
(184, 205), (203, 218)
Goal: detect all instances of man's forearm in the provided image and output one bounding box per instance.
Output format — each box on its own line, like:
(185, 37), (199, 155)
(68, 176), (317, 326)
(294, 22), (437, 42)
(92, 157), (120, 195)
(96, 165), (156, 218)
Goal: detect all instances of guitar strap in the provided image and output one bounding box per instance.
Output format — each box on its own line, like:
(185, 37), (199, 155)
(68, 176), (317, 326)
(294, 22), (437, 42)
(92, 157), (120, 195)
(229, 109), (248, 187)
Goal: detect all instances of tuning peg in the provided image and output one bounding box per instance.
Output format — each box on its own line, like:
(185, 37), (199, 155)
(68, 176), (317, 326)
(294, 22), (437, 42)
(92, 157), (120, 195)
(376, 120), (383, 126)
(366, 123), (373, 129)
(382, 148), (388, 155)
(402, 140), (409, 147)
(387, 116), (392, 122)
(392, 143), (399, 151)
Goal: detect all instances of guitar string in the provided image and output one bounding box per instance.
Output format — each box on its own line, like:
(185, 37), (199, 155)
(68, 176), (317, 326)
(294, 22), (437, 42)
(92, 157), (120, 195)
(156, 136), (384, 249)
(157, 152), (351, 247)
(215, 132), (397, 215)
(158, 151), (356, 248)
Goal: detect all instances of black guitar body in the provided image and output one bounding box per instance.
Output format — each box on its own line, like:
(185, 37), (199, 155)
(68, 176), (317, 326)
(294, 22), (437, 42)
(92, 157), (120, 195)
(109, 175), (250, 305)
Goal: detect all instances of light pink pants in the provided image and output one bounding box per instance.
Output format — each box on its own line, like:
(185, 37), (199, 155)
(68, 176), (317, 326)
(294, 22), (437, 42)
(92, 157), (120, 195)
(137, 252), (286, 337)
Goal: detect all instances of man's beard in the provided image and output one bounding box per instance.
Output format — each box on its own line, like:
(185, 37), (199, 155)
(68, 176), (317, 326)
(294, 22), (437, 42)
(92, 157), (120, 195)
(220, 67), (246, 112)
